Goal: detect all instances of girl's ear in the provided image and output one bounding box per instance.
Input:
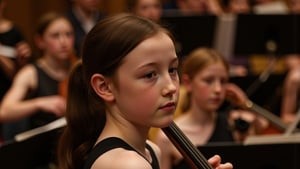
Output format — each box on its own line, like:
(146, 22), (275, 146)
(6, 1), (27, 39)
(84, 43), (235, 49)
(90, 74), (115, 102)
(181, 74), (192, 92)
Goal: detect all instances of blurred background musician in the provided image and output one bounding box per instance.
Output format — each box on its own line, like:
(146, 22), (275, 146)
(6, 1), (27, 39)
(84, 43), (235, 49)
(0, 12), (74, 142)
(65, 0), (105, 58)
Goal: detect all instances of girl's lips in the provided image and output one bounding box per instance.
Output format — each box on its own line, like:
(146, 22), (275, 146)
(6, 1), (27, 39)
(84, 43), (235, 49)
(211, 98), (222, 104)
(160, 102), (176, 111)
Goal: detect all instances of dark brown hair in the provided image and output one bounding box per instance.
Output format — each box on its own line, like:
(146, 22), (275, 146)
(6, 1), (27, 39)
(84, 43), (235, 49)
(57, 13), (173, 169)
(35, 12), (70, 37)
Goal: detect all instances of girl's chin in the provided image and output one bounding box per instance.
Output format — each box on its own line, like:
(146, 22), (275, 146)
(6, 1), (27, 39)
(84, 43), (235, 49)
(155, 116), (174, 128)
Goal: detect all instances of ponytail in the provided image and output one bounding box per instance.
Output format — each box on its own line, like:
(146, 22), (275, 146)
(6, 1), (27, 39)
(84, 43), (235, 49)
(57, 61), (106, 169)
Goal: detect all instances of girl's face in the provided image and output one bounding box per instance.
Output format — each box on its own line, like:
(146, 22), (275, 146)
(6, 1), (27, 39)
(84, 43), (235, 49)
(39, 18), (74, 60)
(134, 0), (162, 22)
(111, 32), (179, 128)
(187, 62), (228, 113)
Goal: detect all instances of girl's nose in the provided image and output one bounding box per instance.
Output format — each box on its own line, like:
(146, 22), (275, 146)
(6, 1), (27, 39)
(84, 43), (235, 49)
(162, 76), (178, 97)
(213, 81), (222, 93)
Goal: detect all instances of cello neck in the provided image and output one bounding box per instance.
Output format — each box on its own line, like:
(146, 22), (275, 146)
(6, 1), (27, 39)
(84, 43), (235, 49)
(162, 121), (213, 169)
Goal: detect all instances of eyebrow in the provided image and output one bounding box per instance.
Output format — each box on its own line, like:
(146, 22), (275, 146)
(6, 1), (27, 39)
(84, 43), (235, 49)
(136, 55), (179, 69)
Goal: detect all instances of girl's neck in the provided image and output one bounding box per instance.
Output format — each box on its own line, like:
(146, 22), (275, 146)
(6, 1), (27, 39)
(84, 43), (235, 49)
(38, 56), (69, 81)
(98, 116), (153, 163)
(188, 106), (216, 125)
(177, 108), (216, 146)
(100, 112), (150, 151)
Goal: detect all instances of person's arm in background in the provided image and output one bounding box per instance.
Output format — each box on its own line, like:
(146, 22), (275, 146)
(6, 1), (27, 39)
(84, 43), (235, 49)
(0, 65), (65, 122)
(281, 68), (300, 124)
(15, 41), (32, 68)
(225, 83), (269, 141)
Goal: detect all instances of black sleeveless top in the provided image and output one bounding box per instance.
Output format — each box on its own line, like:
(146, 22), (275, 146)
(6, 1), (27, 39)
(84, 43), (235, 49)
(28, 63), (59, 128)
(84, 137), (160, 169)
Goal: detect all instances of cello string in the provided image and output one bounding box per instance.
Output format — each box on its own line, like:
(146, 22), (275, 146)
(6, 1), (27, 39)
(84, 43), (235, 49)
(170, 122), (212, 169)
(163, 121), (213, 169)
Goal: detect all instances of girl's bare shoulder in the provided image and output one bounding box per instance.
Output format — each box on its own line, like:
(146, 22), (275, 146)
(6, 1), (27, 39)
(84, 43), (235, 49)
(91, 147), (153, 169)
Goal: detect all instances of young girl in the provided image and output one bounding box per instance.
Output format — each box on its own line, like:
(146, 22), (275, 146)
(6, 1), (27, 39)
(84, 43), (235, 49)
(57, 14), (233, 169)
(65, 0), (105, 57)
(154, 47), (266, 169)
(0, 12), (74, 140)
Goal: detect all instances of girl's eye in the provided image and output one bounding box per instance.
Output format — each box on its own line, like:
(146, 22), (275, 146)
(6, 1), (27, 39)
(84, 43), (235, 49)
(203, 78), (214, 84)
(169, 67), (177, 73)
(50, 33), (60, 38)
(143, 72), (157, 79)
(169, 67), (178, 75)
(65, 32), (73, 38)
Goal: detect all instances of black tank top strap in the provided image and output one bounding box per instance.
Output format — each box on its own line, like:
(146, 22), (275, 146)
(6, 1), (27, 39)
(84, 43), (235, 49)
(84, 137), (160, 169)
(146, 143), (160, 169)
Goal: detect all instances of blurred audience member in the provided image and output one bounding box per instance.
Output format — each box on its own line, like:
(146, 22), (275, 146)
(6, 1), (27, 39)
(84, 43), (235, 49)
(0, 0), (32, 142)
(154, 47), (267, 169)
(65, 0), (105, 57)
(0, 12), (74, 141)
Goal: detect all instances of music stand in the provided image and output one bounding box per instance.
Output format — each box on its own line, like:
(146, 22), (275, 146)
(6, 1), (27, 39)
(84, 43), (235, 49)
(200, 142), (300, 169)
(161, 14), (217, 58)
(233, 14), (300, 56)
